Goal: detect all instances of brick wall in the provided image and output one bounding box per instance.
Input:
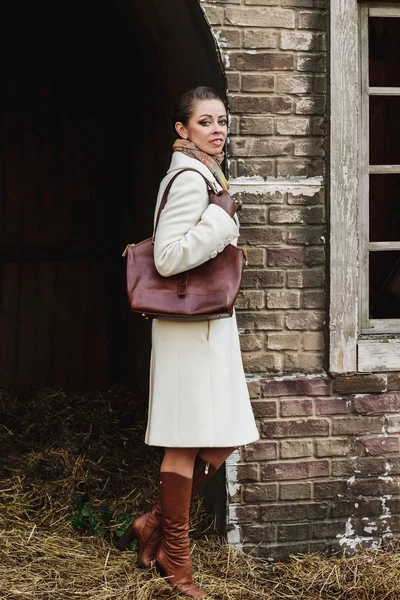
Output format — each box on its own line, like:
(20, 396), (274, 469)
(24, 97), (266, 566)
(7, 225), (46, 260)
(200, 0), (400, 560)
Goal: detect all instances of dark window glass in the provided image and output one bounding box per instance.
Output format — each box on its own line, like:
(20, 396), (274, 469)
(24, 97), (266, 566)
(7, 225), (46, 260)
(369, 17), (400, 87)
(370, 251), (400, 318)
(370, 96), (400, 165)
(370, 174), (400, 242)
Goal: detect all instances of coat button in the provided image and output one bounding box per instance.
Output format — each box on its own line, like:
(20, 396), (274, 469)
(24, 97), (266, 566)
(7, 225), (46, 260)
(210, 250), (218, 259)
(217, 245), (224, 253)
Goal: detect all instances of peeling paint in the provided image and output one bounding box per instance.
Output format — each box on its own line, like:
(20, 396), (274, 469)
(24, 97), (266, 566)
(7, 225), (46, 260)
(225, 450), (243, 550)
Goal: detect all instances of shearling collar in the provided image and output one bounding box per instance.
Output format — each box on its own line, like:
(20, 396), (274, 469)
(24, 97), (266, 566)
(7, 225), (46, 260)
(167, 152), (222, 190)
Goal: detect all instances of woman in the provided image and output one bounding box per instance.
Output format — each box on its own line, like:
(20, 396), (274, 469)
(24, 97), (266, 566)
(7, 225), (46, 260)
(119, 87), (259, 599)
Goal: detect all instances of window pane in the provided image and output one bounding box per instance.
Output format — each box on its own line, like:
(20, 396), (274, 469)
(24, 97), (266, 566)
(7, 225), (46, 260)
(370, 96), (400, 165)
(370, 251), (400, 318)
(370, 174), (400, 242)
(369, 17), (400, 87)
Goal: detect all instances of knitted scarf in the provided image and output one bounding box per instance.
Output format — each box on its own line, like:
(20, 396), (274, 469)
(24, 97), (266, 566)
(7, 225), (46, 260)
(173, 139), (230, 191)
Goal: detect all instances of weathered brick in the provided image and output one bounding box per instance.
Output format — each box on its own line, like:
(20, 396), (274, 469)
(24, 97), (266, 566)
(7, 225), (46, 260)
(270, 206), (325, 224)
(298, 11), (327, 30)
(332, 416), (384, 436)
(242, 269), (284, 288)
(297, 353), (324, 371)
(334, 374), (388, 395)
(236, 290), (264, 311)
(288, 188), (324, 206)
(234, 189), (285, 205)
(281, 398), (313, 417)
(312, 521), (346, 539)
(241, 525), (277, 544)
(240, 333), (264, 351)
(214, 28), (241, 48)
(229, 115), (240, 135)
(242, 73), (275, 92)
(262, 460), (329, 481)
(314, 480), (347, 500)
(277, 160), (309, 178)
(296, 95), (326, 115)
(260, 503), (328, 522)
(359, 436), (399, 456)
(262, 376), (330, 397)
(354, 394), (400, 415)
(266, 290), (300, 309)
(242, 352), (282, 373)
(240, 116), (274, 135)
(268, 248), (304, 267)
(231, 137), (292, 157)
(388, 373), (400, 392)
(230, 94), (292, 114)
(203, 6), (224, 24)
(304, 246), (325, 265)
(315, 439), (350, 458)
(303, 291), (326, 309)
(262, 419), (329, 438)
(244, 29), (278, 49)
(283, 352), (300, 371)
(251, 400), (277, 418)
(386, 415), (400, 434)
(314, 74), (327, 93)
(232, 504), (259, 524)
(276, 74), (313, 94)
(236, 463), (260, 482)
(281, 30), (316, 51)
(281, 0), (313, 6)
(226, 72), (241, 92)
(245, 247), (266, 267)
(331, 499), (382, 519)
(267, 332), (300, 351)
(280, 482), (312, 500)
(276, 117), (311, 136)
(228, 51), (294, 71)
(225, 7), (296, 28)
(350, 478), (400, 496)
(294, 139), (325, 157)
(285, 311), (325, 331)
(303, 332), (324, 351)
(287, 269), (324, 288)
(288, 227), (326, 247)
(297, 53), (326, 73)
(236, 311), (283, 331)
(331, 457), (386, 478)
(245, 441), (278, 462)
(237, 159), (276, 178)
(280, 439), (313, 458)
(239, 226), (285, 246)
(243, 483), (278, 502)
(279, 523), (310, 541)
(248, 380), (261, 398)
(315, 397), (349, 415)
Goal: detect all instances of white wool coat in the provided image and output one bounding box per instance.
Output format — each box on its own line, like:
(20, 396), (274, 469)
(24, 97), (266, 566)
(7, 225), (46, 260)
(145, 152), (259, 448)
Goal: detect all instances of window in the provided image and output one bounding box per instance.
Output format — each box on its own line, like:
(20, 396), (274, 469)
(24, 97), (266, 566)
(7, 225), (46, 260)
(330, 1), (400, 373)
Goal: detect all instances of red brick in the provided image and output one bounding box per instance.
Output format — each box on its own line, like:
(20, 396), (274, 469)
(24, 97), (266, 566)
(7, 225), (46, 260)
(262, 376), (331, 397)
(331, 499), (381, 519)
(314, 439), (350, 458)
(280, 482), (312, 500)
(233, 505), (259, 524)
(331, 457), (386, 478)
(351, 478), (400, 496)
(280, 440), (313, 459)
(359, 436), (399, 456)
(245, 441), (278, 462)
(332, 416), (383, 436)
(316, 397), (349, 415)
(314, 480), (347, 500)
(280, 398), (313, 417)
(353, 394), (400, 415)
(262, 418), (329, 438)
(304, 246), (326, 266)
(334, 374), (388, 395)
(312, 521), (346, 539)
(279, 523), (310, 541)
(262, 460), (329, 481)
(242, 525), (277, 543)
(237, 463), (259, 482)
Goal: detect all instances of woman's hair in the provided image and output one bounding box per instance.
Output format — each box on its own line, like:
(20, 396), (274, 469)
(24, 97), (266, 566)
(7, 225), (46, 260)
(173, 86), (226, 127)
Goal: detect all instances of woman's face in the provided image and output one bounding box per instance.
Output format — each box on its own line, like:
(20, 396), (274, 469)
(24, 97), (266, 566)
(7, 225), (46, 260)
(175, 99), (228, 155)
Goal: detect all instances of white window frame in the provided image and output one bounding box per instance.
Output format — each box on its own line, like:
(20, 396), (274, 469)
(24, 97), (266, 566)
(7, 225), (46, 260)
(330, 1), (400, 373)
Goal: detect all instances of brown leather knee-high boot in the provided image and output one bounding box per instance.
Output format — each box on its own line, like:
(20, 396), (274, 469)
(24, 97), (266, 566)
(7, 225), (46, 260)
(117, 457), (216, 569)
(156, 471), (206, 599)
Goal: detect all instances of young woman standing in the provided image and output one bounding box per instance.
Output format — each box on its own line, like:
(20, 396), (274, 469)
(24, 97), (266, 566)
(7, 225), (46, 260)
(119, 87), (259, 598)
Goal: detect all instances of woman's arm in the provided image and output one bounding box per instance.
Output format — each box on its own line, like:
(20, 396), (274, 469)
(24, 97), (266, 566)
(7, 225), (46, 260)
(154, 171), (239, 277)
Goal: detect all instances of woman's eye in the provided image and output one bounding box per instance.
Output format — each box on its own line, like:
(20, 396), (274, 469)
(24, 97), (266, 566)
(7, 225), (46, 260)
(199, 120), (210, 126)
(219, 119), (227, 126)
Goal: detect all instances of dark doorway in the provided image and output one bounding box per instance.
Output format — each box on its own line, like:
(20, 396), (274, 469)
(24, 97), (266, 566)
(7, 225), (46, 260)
(0, 0), (226, 393)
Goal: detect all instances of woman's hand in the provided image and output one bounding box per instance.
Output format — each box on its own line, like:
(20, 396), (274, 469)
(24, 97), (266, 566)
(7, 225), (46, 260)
(210, 190), (242, 218)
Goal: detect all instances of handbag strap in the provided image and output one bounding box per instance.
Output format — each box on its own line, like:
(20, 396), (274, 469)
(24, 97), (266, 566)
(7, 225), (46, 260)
(153, 168), (217, 241)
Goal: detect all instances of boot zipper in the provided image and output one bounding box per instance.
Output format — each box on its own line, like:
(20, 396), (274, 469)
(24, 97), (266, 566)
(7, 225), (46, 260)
(205, 462), (210, 475)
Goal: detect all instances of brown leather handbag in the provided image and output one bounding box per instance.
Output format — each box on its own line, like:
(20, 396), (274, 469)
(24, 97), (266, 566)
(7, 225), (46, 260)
(122, 168), (247, 320)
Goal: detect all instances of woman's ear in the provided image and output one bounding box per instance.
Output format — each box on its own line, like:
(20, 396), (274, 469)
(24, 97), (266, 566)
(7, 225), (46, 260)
(175, 122), (188, 139)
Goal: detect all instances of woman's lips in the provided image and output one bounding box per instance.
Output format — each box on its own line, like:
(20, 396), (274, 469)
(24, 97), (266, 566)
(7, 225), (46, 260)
(210, 139), (224, 146)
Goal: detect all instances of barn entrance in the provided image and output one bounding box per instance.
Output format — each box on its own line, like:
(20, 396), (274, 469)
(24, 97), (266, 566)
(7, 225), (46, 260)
(0, 1), (226, 393)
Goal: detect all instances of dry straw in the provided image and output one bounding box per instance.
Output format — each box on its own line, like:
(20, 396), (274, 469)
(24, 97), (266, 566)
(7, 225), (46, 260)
(1, 388), (400, 600)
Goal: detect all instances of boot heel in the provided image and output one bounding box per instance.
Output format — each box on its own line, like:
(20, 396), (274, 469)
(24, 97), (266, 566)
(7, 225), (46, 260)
(116, 523), (137, 551)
